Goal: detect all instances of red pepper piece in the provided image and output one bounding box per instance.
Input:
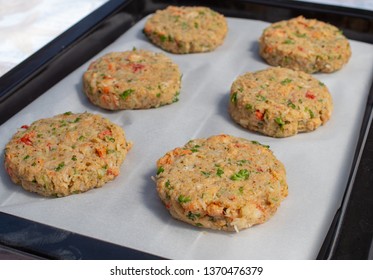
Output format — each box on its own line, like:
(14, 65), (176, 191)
(131, 63), (145, 73)
(305, 90), (316, 99)
(20, 133), (33, 146)
(255, 110), (264, 120)
(98, 130), (112, 139)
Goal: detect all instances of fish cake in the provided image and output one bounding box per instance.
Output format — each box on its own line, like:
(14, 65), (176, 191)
(83, 49), (181, 110)
(259, 16), (351, 73)
(155, 134), (288, 232)
(4, 112), (132, 197)
(144, 6), (228, 54)
(229, 67), (333, 137)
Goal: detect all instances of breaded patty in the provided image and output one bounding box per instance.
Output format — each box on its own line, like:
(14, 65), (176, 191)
(155, 134), (288, 232)
(144, 6), (228, 54)
(229, 67), (333, 137)
(259, 16), (351, 73)
(83, 49), (181, 110)
(4, 112), (132, 197)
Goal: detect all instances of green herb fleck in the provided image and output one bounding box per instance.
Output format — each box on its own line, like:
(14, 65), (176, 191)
(251, 140), (270, 148)
(173, 91), (180, 103)
(191, 145), (200, 153)
(237, 159), (249, 166)
(105, 136), (115, 143)
(120, 89), (135, 99)
(64, 112), (72, 115)
(23, 155), (30, 160)
(201, 171), (211, 177)
(306, 108), (315, 118)
(55, 162), (65, 171)
(260, 84), (268, 89)
(187, 211), (200, 221)
(71, 155), (77, 161)
(178, 195), (191, 204)
(230, 169), (250, 181)
(281, 78), (292, 85)
(216, 168), (224, 177)
(295, 32), (307, 38)
(287, 100), (297, 109)
(157, 166), (164, 175)
(59, 120), (67, 127)
(256, 94), (266, 101)
(181, 22), (188, 30)
(239, 186), (244, 194)
(275, 117), (285, 128)
(283, 56), (291, 64)
(283, 39), (295, 44)
(231, 92), (238, 104)
(165, 180), (171, 189)
(159, 34), (167, 42)
(245, 104), (254, 112)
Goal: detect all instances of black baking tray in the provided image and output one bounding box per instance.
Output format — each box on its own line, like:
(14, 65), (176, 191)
(0, 0), (372, 260)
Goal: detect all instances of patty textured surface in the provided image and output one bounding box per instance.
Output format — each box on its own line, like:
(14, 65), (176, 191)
(229, 67), (333, 137)
(4, 112), (132, 197)
(259, 16), (351, 73)
(155, 134), (288, 232)
(83, 49), (181, 110)
(144, 6), (228, 54)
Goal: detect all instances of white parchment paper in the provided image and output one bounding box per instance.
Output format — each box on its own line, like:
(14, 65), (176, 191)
(1, 17), (373, 259)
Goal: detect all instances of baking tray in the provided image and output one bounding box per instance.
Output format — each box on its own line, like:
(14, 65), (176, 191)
(0, 0), (372, 260)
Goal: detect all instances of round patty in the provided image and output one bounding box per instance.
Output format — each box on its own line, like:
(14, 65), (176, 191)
(229, 67), (333, 137)
(144, 6), (228, 54)
(83, 49), (181, 110)
(4, 112), (132, 197)
(259, 16), (351, 73)
(155, 134), (288, 232)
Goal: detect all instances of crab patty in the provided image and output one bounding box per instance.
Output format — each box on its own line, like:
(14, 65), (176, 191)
(155, 134), (288, 232)
(229, 67), (333, 137)
(144, 6), (228, 54)
(4, 112), (132, 197)
(83, 49), (181, 110)
(259, 16), (351, 73)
